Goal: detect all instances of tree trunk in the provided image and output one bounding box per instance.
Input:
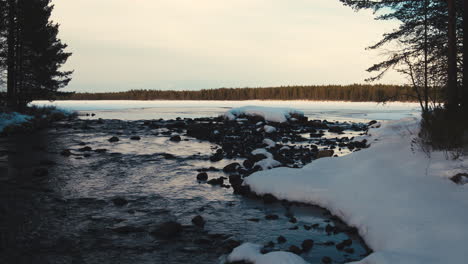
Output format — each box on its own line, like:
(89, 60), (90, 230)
(464, 0), (468, 114)
(6, 0), (17, 111)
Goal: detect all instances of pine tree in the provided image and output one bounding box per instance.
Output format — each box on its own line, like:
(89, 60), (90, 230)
(0, 0), (72, 111)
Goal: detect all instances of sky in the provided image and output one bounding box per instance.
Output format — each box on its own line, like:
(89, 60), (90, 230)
(51, 0), (404, 93)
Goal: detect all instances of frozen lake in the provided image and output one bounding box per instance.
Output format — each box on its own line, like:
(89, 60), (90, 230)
(32, 100), (421, 122)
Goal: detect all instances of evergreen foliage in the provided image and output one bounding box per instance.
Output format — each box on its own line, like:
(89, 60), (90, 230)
(0, 0), (72, 110)
(60, 84), (419, 102)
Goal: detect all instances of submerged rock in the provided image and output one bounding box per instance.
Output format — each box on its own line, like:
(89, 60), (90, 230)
(196, 172), (208, 181)
(191, 215), (205, 228)
(108, 136), (119, 143)
(150, 221), (182, 239)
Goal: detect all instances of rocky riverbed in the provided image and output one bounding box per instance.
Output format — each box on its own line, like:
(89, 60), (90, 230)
(0, 114), (373, 264)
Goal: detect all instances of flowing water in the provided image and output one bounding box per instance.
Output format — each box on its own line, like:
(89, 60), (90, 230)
(1, 101), (420, 264)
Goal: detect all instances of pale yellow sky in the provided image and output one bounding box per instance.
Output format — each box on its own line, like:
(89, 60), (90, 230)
(52, 0), (403, 92)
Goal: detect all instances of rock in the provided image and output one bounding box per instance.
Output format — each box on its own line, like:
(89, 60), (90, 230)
(301, 239), (314, 252)
(368, 120), (378, 126)
(223, 239), (242, 251)
(451, 173), (468, 185)
(78, 146), (92, 151)
(223, 162), (241, 173)
(228, 174), (243, 187)
(112, 197), (128, 206)
(196, 172), (208, 181)
(317, 149), (334, 159)
(262, 194), (278, 204)
(242, 159), (254, 169)
(210, 152), (223, 162)
(247, 218), (260, 222)
(108, 136), (119, 142)
(207, 177), (224, 185)
(161, 153), (176, 159)
(112, 226), (144, 234)
(328, 126), (344, 134)
(288, 245), (302, 255)
(289, 217), (297, 223)
(33, 168), (48, 177)
(265, 214), (279, 220)
(303, 225), (311, 230)
(60, 149), (71, 156)
(342, 239), (352, 246)
(130, 136), (141, 140)
(150, 221), (182, 239)
(169, 135), (181, 142)
(322, 256), (332, 264)
(191, 215), (205, 227)
(95, 149), (107, 153)
(277, 235), (287, 244)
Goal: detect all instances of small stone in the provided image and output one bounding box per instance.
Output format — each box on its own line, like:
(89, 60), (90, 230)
(289, 217), (297, 223)
(322, 256), (332, 264)
(207, 177), (224, 185)
(60, 149), (71, 156)
(108, 136), (119, 142)
(288, 245), (302, 255)
(112, 197), (128, 206)
(78, 146), (92, 151)
(197, 172), (208, 181)
(130, 136), (141, 140)
(277, 235), (287, 244)
(265, 214), (279, 220)
(169, 135), (181, 142)
(150, 221), (182, 239)
(301, 239), (314, 252)
(191, 215), (205, 227)
(223, 162), (241, 173)
(262, 194), (278, 204)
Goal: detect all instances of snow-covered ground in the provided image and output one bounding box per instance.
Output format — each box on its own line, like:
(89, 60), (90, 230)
(229, 117), (468, 264)
(0, 112), (32, 133)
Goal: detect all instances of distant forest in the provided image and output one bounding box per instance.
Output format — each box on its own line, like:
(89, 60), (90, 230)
(58, 84), (422, 102)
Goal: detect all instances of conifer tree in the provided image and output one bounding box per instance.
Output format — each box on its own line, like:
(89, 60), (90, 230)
(0, 0), (72, 110)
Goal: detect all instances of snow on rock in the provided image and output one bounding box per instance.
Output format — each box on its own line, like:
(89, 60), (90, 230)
(263, 138), (276, 148)
(227, 243), (309, 264)
(0, 112), (32, 133)
(264, 125), (277, 133)
(251, 148), (282, 170)
(224, 106), (304, 123)
(243, 117), (468, 264)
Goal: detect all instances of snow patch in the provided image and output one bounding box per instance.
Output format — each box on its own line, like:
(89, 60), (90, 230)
(227, 243), (309, 264)
(224, 106), (304, 123)
(264, 125), (277, 133)
(243, 117), (468, 264)
(263, 138), (276, 148)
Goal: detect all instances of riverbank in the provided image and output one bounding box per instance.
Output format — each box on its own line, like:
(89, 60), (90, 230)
(233, 117), (468, 264)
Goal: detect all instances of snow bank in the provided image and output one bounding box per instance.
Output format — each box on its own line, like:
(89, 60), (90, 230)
(224, 106), (304, 123)
(227, 243), (309, 264)
(243, 117), (468, 264)
(0, 112), (32, 133)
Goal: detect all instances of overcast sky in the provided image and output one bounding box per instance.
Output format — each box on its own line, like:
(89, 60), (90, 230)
(51, 0), (403, 92)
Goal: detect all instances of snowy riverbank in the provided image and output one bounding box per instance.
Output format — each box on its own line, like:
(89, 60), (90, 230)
(230, 117), (468, 264)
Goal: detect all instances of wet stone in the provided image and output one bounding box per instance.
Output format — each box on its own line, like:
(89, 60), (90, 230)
(150, 221), (183, 239)
(301, 239), (314, 252)
(192, 215), (205, 228)
(265, 214), (279, 220)
(108, 136), (119, 142)
(112, 197), (128, 207)
(288, 245), (302, 255)
(277, 236), (287, 244)
(130, 136), (141, 140)
(169, 135), (181, 142)
(196, 172), (208, 181)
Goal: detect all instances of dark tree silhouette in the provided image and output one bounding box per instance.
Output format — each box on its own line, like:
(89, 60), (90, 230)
(0, 0), (72, 111)
(339, 0), (464, 113)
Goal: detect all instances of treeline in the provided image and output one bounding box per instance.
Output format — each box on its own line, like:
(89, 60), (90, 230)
(59, 84), (419, 102)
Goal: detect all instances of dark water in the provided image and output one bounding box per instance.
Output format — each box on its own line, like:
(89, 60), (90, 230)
(0, 119), (370, 264)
